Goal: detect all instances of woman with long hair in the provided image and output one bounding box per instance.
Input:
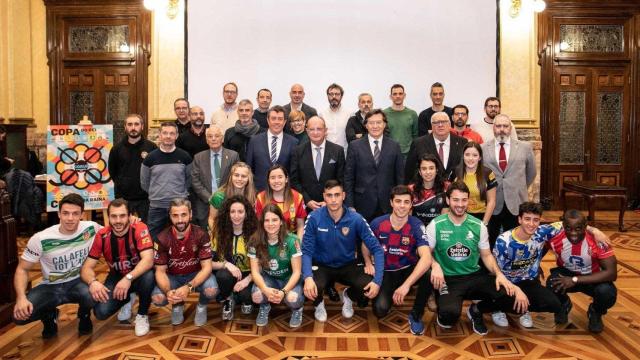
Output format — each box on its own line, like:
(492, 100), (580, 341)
(408, 153), (449, 226)
(454, 141), (496, 225)
(248, 204), (304, 328)
(255, 164), (306, 240)
(213, 195), (258, 321)
(208, 162), (256, 230)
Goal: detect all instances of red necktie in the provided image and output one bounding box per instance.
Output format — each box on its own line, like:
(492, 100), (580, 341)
(438, 142), (445, 164)
(499, 143), (507, 172)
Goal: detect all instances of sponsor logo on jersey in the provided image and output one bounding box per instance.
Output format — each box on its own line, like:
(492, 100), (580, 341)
(269, 259), (278, 271)
(401, 236), (410, 246)
(447, 242), (471, 261)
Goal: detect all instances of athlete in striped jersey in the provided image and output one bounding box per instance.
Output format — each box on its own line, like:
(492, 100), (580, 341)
(546, 209), (617, 333)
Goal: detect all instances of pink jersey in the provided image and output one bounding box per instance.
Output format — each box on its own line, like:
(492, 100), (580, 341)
(547, 231), (614, 275)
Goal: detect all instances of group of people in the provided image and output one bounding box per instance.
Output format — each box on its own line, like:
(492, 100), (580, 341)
(12, 82), (618, 340)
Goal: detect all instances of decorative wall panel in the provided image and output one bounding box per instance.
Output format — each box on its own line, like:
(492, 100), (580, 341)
(69, 91), (94, 123)
(559, 24), (623, 53)
(558, 91), (585, 165)
(105, 91), (129, 143)
(596, 93), (622, 164)
(69, 25), (129, 53)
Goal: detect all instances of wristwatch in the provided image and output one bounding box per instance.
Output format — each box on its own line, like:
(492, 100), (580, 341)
(125, 273), (134, 281)
(571, 276), (578, 284)
(281, 288), (289, 296)
(186, 282), (194, 293)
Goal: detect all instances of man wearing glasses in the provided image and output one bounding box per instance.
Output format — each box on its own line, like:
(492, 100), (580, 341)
(211, 82), (240, 132)
(472, 97), (518, 143)
(405, 112), (468, 181)
(174, 98), (191, 134)
(450, 104), (484, 144)
(319, 83), (350, 149)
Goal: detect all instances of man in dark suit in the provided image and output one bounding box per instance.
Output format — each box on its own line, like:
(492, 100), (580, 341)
(345, 109), (404, 221)
(191, 126), (239, 230)
(246, 105), (299, 191)
(291, 116), (345, 211)
(405, 111), (468, 182)
(283, 84), (317, 133)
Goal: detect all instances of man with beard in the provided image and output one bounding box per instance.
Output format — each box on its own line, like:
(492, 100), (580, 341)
(417, 82), (454, 136)
(254, 89), (272, 130)
(364, 185), (433, 335)
(346, 93), (373, 143)
(210, 82), (240, 132)
(151, 199), (218, 326)
(81, 199), (155, 336)
(481, 114), (536, 245)
(319, 83), (350, 149)
(174, 98), (191, 134)
(109, 114), (157, 223)
(383, 84), (418, 157)
(177, 105), (209, 158)
(472, 97), (518, 142)
(449, 105), (483, 144)
(427, 181), (517, 335)
(224, 99), (264, 161)
(141, 122), (192, 240)
(283, 83), (318, 132)
(13, 194), (100, 338)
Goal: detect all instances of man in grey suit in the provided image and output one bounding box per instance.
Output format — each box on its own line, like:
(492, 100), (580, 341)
(481, 114), (536, 246)
(283, 83), (317, 133)
(191, 126), (239, 230)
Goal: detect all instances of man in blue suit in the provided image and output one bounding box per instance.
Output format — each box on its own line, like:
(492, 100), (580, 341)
(344, 109), (404, 221)
(246, 105), (299, 191)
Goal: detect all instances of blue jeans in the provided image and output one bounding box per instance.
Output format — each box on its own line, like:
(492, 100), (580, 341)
(94, 270), (155, 319)
(251, 272), (304, 309)
(147, 206), (169, 241)
(152, 271), (218, 306)
(13, 278), (94, 325)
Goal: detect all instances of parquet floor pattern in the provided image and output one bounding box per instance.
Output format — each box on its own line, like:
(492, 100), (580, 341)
(1, 211), (640, 359)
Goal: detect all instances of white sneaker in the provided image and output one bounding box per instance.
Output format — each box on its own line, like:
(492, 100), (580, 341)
(341, 288), (354, 319)
(314, 301), (327, 322)
(519, 311), (533, 328)
(118, 293), (136, 321)
(134, 314), (150, 336)
(491, 311), (509, 327)
(171, 304), (184, 325)
(194, 304), (208, 327)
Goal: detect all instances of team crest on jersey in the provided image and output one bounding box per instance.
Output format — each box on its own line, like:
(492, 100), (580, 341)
(430, 208), (435, 213)
(401, 236), (410, 245)
(447, 242), (471, 261)
(341, 227), (350, 236)
(83, 230), (91, 241)
(279, 249), (287, 259)
(269, 259), (278, 271)
(466, 231), (474, 240)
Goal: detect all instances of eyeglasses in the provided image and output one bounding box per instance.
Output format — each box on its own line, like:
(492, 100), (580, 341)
(486, 105), (500, 109)
(328, 92), (342, 97)
(454, 112), (467, 117)
(431, 120), (449, 125)
(224, 90), (237, 94)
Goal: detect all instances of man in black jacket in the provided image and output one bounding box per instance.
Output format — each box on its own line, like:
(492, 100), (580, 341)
(108, 114), (157, 222)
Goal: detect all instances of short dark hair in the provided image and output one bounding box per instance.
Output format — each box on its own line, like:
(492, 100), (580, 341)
(431, 82), (444, 91)
(562, 209), (586, 224)
(390, 84), (405, 93)
(59, 193), (85, 212)
(107, 198), (129, 215)
(160, 121), (178, 131)
(518, 202), (543, 217)
(223, 82), (238, 92)
(257, 88), (271, 97)
(452, 104), (469, 115)
(268, 105), (285, 118)
(364, 109), (387, 125)
(326, 83), (344, 96)
(174, 97), (189, 108)
(390, 185), (411, 201)
(324, 179), (343, 191)
(169, 198), (192, 212)
(446, 180), (470, 198)
(484, 96), (501, 107)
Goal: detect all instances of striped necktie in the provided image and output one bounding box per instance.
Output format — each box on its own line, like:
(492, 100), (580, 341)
(270, 135), (278, 164)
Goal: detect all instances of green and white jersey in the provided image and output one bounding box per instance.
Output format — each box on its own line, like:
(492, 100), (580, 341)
(22, 221), (102, 284)
(425, 214), (489, 276)
(248, 233), (301, 280)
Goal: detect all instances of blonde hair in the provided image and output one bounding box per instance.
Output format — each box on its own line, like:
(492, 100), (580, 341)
(220, 162), (256, 204)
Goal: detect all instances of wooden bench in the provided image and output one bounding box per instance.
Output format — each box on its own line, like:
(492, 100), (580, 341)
(560, 180), (627, 232)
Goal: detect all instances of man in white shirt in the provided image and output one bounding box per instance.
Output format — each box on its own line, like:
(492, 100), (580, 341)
(210, 82), (240, 131)
(319, 83), (351, 149)
(472, 97), (518, 142)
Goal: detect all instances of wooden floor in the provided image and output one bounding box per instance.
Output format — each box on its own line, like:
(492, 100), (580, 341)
(2, 210), (640, 360)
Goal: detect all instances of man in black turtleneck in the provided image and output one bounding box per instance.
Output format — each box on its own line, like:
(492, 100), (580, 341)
(223, 99), (264, 161)
(108, 114), (157, 222)
(176, 105), (209, 158)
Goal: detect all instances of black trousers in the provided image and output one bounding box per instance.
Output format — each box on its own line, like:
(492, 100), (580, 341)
(372, 266), (431, 319)
(546, 267), (617, 314)
(488, 202), (518, 248)
(436, 271), (514, 326)
(215, 269), (252, 305)
(311, 262), (373, 306)
(491, 278), (562, 314)
(127, 199), (150, 224)
(94, 270), (155, 319)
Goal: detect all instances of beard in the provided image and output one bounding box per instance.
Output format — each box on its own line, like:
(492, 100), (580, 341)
(127, 131), (141, 138)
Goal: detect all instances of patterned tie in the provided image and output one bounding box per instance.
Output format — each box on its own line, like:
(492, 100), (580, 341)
(270, 135), (278, 164)
(373, 140), (381, 165)
(438, 142), (445, 164)
(499, 142), (507, 172)
(213, 153), (221, 187)
(314, 146), (323, 180)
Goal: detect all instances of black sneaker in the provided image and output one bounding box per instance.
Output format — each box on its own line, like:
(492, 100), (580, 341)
(587, 304), (604, 333)
(78, 313), (93, 336)
(326, 286), (340, 302)
(466, 304), (488, 335)
(554, 299), (572, 325)
(42, 309), (59, 339)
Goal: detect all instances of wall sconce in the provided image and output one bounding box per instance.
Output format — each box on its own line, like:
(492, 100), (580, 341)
(510, 0), (546, 18)
(144, 0), (180, 20)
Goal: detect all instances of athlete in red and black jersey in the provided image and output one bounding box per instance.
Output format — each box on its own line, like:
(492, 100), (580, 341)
(80, 199), (155, 336)
(546, 209), (617, 333)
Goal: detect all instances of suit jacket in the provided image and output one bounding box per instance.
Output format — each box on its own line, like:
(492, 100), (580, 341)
(290, 140), (345, 204)
(405, 133), (468, 182)
(246, 132), (299, 191)
(344, 135), (404, 220)
(482, 139), (536, 216)
(191, 147), (239, 220)
(283, 103), (318, 134)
